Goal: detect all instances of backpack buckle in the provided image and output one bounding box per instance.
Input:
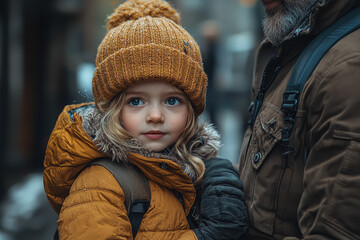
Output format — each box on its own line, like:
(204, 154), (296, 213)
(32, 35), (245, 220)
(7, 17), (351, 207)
(281, 90), (299, 113)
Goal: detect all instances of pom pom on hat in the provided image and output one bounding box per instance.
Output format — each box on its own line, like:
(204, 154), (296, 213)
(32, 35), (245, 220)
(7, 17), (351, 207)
(93, 0), (207, 115)
(107, 0), (180, 31)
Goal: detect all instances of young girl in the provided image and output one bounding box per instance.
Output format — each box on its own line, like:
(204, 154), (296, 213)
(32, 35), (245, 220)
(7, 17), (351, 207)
(43, 0), (248, 239)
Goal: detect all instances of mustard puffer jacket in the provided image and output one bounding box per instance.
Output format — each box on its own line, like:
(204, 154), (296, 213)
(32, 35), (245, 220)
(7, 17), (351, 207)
(43, 103), (228, 239)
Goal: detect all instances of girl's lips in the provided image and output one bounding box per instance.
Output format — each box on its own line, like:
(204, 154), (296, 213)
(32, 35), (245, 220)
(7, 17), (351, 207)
(144, 131), (165, 140)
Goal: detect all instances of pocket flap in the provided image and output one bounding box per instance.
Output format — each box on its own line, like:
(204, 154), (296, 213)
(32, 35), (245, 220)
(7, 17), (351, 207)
(249, 104), (284, 170)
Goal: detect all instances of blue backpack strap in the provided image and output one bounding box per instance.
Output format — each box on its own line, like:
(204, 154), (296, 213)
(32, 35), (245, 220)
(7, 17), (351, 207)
(89, 158), (151, 238)
(281, 7), (360, 157)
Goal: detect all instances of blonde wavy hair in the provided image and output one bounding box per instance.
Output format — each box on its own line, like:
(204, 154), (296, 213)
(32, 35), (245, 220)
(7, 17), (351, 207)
(97, 92), (205, 184)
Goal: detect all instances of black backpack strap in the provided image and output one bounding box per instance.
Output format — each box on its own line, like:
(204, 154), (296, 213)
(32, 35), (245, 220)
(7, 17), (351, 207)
(281, 7), (360, 157)
(89, 158), (151, 238)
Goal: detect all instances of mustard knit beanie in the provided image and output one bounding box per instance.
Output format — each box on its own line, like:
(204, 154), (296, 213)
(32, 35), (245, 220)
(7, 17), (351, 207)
(92, 0), (207, 115)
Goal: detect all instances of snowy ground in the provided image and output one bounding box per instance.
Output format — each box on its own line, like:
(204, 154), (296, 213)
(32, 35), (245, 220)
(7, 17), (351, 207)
(0, 173), (58, 240)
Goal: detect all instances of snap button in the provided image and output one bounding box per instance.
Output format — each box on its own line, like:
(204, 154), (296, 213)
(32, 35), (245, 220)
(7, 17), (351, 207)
(160, 162), (168, 170)
(253, 152), (262, 164)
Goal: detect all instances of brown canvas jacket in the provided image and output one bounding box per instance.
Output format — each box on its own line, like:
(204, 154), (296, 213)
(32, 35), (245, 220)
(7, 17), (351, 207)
(239, 0), (360, 239)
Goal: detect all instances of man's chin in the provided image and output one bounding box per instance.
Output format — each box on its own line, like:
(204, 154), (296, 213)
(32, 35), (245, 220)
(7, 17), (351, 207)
(266, 8), (279, 17)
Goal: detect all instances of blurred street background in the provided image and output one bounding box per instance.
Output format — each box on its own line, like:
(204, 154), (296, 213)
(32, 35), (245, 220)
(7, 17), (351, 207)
(0, 0), (265, 239)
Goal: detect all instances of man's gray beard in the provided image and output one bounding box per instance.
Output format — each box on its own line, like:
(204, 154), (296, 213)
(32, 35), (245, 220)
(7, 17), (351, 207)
(262, 0), (314, 47)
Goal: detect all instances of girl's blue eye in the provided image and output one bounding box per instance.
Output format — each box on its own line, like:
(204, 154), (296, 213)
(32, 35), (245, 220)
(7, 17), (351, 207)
(166, 97), (180, 106)
(128, 98), (143, 106)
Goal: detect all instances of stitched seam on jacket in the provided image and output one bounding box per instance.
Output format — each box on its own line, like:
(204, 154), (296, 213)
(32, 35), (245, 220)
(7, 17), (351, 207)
(137, 229), (190, 233)
(69, 187), (123, 198)
(61, 199), (121, 211)
(333, 129), (360, 141)
(323, 216), (360, 240)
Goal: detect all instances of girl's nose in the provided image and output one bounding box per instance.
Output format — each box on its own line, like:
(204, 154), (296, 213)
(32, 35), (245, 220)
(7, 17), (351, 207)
(146, 105), (164, 123)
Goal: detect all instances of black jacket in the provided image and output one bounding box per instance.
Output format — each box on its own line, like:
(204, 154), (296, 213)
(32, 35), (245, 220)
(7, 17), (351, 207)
(190, 158), (248, 240)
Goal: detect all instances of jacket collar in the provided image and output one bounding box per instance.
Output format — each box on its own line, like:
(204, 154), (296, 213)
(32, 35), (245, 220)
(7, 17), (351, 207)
(262, 0), (360, 53)
(255, 0), (360, 87)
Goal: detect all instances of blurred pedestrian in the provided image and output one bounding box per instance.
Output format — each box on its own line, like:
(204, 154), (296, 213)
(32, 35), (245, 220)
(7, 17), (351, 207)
(201, 20), (220, 128)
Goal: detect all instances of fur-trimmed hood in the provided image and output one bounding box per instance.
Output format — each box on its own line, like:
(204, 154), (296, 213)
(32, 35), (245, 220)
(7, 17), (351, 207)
(78, 104), (221, 181)
(44, 103), (221, 213)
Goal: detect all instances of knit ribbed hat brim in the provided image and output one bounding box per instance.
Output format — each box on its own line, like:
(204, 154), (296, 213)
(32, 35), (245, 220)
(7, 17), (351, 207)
(92, 43), (207, 115)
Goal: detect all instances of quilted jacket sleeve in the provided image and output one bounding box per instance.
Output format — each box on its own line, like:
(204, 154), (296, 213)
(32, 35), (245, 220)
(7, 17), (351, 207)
(191, 158), (248, 240)
(57, 165), (133, 240)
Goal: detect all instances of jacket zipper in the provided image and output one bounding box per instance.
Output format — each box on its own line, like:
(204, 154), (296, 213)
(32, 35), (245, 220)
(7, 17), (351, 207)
(244, 48), (281, 162)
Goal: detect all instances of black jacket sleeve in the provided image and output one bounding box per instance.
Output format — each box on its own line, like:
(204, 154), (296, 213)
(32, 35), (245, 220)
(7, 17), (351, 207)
(190, 158), (248, 240)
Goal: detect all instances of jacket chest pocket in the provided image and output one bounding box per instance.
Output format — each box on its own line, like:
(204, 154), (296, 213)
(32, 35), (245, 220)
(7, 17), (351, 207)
(243, 103), (293, 236)
(248, 103), (283, 169)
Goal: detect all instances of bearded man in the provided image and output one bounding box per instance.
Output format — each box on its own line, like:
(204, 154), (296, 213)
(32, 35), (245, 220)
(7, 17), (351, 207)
(238, 0), (360, 239)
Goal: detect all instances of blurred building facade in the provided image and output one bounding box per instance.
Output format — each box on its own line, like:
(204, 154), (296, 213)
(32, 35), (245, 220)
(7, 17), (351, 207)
(0, 0), (264, 239)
